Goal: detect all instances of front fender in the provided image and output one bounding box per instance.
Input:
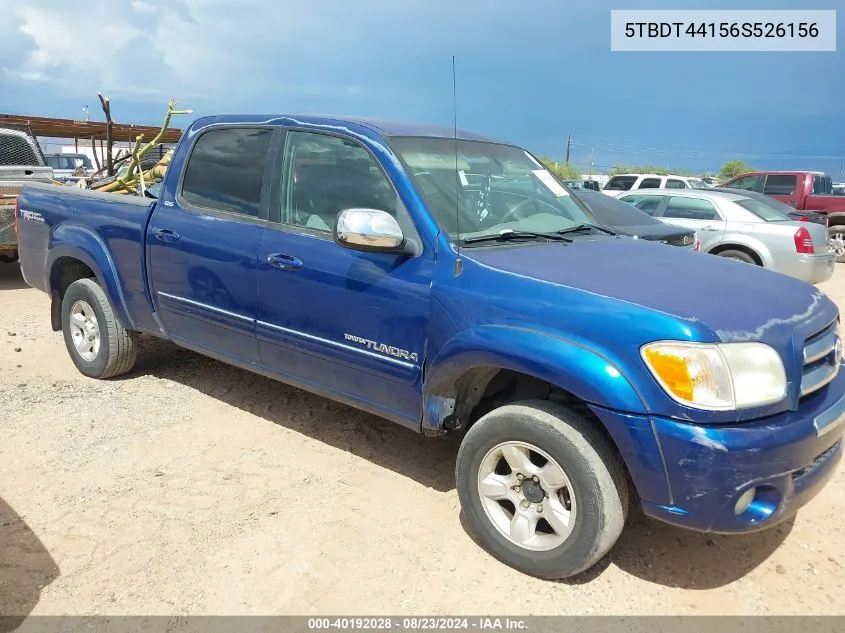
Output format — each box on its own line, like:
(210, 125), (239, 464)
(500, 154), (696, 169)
(47, 224), (134, 329)
(422, 324), (647, 433)
(709, 232), (772, 267)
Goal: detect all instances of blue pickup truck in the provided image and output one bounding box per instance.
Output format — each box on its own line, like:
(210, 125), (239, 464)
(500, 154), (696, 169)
(15, 114), (845, 579)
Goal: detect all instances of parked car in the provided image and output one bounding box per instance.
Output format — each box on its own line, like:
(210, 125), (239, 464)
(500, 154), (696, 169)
(571, 189), (698, 249)
(602, 173), (709, 197)
(45, 153), (94, 182)
(0, 125), (54, 262)
(719, 171), (845, 261)
(618, 189), (833, 284)
(16, 114), (845, 580)
(708, 187), (827, 227)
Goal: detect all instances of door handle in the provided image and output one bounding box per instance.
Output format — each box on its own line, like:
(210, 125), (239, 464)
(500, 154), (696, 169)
(153, 228), (181, 243)
(700, 225), (718, 231)
(267, 253), (303, 271)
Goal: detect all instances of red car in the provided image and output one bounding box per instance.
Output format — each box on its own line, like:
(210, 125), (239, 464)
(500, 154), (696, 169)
(721, 171), (845, 262)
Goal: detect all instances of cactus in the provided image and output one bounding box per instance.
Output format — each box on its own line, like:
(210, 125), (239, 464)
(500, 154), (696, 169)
(91, 99), (190, 194)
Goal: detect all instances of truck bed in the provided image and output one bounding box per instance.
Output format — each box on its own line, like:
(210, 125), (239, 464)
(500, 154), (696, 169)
(17, 181), (157, 331)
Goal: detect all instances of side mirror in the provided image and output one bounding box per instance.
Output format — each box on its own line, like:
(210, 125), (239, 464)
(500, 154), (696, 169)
(334, 208), (407, 253)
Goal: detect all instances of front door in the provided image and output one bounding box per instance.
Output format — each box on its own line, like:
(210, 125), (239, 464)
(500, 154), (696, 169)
(147, 126), (278, 365)
(255, 129), (433, 427)
(657, 195), (726, 251)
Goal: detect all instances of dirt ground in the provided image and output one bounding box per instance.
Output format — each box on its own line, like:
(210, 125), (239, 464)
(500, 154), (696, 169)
(1, 261), (844, 618)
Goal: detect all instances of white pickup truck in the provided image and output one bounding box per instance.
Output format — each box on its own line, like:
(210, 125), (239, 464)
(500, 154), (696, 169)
(0, 125), (54, 262)
(602, 173), (710, 197)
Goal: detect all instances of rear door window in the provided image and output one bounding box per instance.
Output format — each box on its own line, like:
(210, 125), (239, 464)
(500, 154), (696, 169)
(638, 178), (661, 189)
(763, 174), (797, 196)
(180, 127), (274, 217)
(663, 196), (719, 220)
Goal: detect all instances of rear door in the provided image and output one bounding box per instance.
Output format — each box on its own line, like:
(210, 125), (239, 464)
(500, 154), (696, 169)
(147, 125), (279, 364)
(255, 128), (433, 427)
(656, 195), (726, 251)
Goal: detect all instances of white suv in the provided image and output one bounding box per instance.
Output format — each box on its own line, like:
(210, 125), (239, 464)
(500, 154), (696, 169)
(602, 173), (709, 197)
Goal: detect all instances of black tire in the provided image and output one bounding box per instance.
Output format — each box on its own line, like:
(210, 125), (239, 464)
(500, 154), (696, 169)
(828, 227), (845, 263)
(716, 249), (758, 265)
(61, 278), (138, 379)
(455, 399), (629, 579)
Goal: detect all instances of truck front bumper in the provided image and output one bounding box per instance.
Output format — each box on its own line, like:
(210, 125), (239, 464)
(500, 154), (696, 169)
(593, 368), (845, 534)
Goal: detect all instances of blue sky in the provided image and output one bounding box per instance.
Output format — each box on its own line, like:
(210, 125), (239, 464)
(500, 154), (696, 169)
(1, 0), (842, 176)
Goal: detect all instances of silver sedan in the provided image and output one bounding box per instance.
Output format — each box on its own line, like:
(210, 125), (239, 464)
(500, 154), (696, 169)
(617, 188), (834, 285)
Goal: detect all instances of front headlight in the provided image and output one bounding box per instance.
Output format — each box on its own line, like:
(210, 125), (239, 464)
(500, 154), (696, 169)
(641, 341), (787, 410)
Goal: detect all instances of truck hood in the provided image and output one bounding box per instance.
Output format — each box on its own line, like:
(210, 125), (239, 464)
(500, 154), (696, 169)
(465, 236), (838, 345)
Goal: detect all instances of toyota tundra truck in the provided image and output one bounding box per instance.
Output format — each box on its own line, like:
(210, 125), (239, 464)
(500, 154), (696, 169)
(14, 114), (845, 579)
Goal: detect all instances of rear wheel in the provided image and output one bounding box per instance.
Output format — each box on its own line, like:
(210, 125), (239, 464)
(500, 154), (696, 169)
(828, 227), (845, 263)
(716, 249), (758, 265)
(61, 278), (138, 379)
(455, 399), (628, 579)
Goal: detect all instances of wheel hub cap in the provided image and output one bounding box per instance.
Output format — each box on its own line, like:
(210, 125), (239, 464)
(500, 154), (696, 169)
(476, 440), (577, 552)
(69, 300), (101, 362)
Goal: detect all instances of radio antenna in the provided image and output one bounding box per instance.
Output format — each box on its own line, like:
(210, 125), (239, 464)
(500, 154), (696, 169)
(451, 55), (463, 277)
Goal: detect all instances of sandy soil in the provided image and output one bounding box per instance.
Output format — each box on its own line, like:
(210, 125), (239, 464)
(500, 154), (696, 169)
(1, 260), (844, 617)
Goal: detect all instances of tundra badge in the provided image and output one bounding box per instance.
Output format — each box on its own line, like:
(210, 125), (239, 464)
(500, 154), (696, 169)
(344, 333), (419, 363)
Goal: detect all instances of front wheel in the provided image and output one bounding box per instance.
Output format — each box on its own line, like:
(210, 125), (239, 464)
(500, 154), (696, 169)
(61, 278), (138, 379)
(828, 227), (845, 263)
(455, 400), (629, 579)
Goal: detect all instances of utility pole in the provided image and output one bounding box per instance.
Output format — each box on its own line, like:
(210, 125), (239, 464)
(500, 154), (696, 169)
(565, 133), (571, 163)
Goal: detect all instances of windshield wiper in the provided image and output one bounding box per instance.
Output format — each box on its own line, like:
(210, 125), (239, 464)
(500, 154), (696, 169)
(556, 224), (617, 237)
(462, 229), (573, 245)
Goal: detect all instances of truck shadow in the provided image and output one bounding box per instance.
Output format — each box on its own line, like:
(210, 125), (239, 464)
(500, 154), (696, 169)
(0, 263), (27, 291)
(583, 505), (793, 589)
(460, 504), (793, 589)
(0, 496), (60, 631)
(133, 339), (792, 588)
(132, 337), (459, 493)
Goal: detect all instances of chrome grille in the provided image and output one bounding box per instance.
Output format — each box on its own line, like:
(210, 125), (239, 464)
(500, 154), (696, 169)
(800, 321), (841, 397)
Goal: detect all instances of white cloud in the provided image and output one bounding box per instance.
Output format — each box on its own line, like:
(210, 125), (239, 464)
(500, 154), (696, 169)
(0, 0), (568, 112)
(131, 0), (158, 14)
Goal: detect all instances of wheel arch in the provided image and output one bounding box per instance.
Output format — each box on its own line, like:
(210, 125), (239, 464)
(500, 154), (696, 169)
(421, 325), (648, 436)
(46, 228), (133, 332)
(709, 242), (765, 266)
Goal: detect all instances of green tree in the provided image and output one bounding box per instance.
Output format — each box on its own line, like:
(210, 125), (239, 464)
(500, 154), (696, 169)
(607, 165), (693, 177)
(719, 160), (754, 181)
(538, 156), (581, 180)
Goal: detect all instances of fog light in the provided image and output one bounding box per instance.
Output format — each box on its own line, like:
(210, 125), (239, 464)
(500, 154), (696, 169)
(734, 487), (756, 516)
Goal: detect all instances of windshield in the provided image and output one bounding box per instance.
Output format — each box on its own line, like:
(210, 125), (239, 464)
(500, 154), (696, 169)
(734, 197), (792, 221)
(387, 137), (597, 243)
(47, 155), (92, 170)
(688, 178), (709, 188)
